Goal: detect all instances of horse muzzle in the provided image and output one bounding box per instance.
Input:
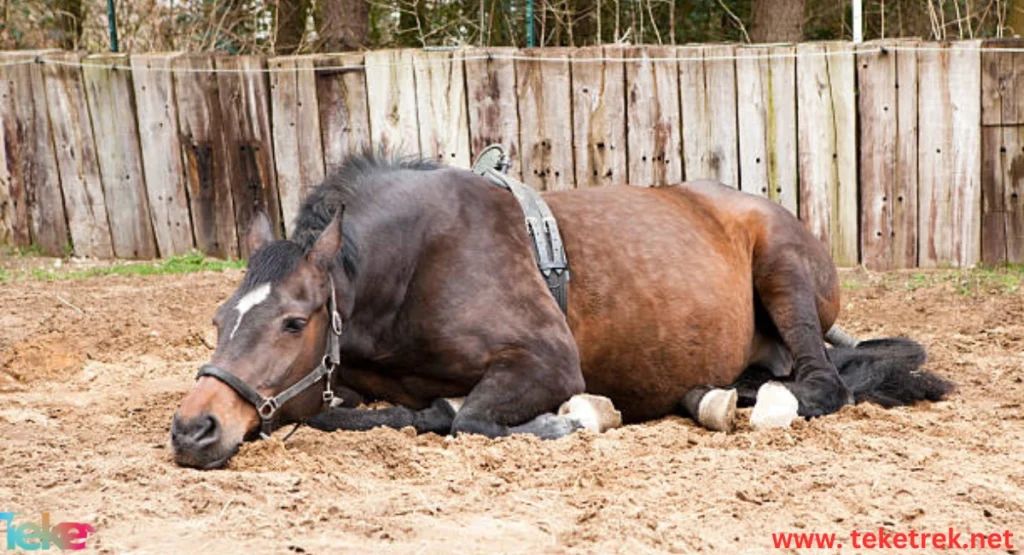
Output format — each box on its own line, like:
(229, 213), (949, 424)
(170, 412), (241, 469)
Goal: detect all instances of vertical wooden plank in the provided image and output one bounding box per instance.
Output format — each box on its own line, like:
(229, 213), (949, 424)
(679, 45), (707, 182)
(857, 42), (898, 271)
(736, 45), (798, 213)
(41, 52), (114, 259)
(315, 53), (371, 174)
(571, 46), (627, 187)
(269, 55), (325, 236)
(130, 53), (193, 257)
(692, 44), (739, 186)
(83, 54), (158, 259)
(1006, 123), (1024, 263)
(172, 54), (238, 259)
(216, 56), (283, 253)
(414, 50), (471, 167)
(516, 48), (575, 191)
(0, 55), (11, 245)
(625, 46), (682, 187)
(796, 42), (858, 266)
(0, 52), (29, 247)
(364, 49), (419, 156)
(919, 42), (982, 268)
(0, 51), (68, 254)
(893, 42), (920, 269)
(464, 48), (521, 180)
(981, 43), (1010, 264)
(979, 40), (1024, 265)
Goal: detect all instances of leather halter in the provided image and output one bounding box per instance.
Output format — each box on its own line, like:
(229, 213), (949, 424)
(195, 274), (344, 439)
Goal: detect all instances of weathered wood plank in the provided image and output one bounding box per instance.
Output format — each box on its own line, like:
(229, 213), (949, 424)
(0, 51), (68, 254)
(735, 45), (798, 213)
(130, 53), (193, 257)
(571, 46), (627, 187)
(981, 38), (1024, 127)
(679, 45), (739, 186)
(979, 40), (1024, 265)
(42, 52), (113, 259)
(893, 42), (920, 269)
(858, 42), (896, 270)
(315, 53), (371, 174)
(82, 54), (159, 259)
(918, 41), (982, 267)
(269, 55), (325, 236)
(216, 56), (283, 254)
(1005, 125), (1024, 263)
(413, 50), (471, 168)
(464, 48), (521, 179)
(796, 42), (858, 266)
(172, 54), (238, 259)
(516, 48), (574, 191)
(625, 46), (682, 187)
(364, 49), (419, 155)
(0, 55), (11, 245)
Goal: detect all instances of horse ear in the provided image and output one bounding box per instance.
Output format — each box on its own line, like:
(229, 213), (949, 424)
(245, 211), (276, 256)
(307, 205), (345, 270)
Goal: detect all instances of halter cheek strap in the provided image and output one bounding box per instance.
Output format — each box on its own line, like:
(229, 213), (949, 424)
(195, 274), (344, 439)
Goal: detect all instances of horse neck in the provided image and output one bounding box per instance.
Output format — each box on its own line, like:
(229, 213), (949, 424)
(337, 192), (431, 343)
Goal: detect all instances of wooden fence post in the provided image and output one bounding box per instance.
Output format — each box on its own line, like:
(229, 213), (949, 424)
(571, 46), (628, 187)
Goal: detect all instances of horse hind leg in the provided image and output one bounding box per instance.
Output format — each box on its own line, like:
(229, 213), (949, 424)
(749, 238), (853, 429)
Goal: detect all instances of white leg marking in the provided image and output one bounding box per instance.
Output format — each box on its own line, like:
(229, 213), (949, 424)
(697, 388), (737, 433)
(442, 397), (466, 414)
(558, 394), (622, 433)
(229, 283), (272, 340)
(750, 381), (800, 430)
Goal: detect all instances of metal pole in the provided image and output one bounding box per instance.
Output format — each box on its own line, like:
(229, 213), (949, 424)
(106, 0), (119, 52)
(525, 0), (535, 47)
(852, 0), (863, 43)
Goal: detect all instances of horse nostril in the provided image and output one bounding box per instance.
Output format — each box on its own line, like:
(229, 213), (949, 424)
(172, 413), (221, 449)
(193, 414), (221, 447)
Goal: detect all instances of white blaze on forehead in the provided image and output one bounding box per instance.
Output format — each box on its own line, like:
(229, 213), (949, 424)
(229, 283), (272, 340)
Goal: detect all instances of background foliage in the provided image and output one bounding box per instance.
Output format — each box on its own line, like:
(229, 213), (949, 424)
(2, 0), (1023, 54)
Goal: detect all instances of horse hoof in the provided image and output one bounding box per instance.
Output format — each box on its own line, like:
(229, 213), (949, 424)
(441, 397), (466, 414)
(558, 394), (622, 433)
(697, 388), (737, 433)
(750, 382), (799, 430)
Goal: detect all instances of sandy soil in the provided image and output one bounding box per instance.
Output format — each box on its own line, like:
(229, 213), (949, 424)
(1, 264), (1022, 554)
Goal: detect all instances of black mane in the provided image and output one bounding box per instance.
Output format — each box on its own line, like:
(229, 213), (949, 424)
(264, 147), (441, 281)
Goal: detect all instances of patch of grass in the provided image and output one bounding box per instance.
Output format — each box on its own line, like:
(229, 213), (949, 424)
(21, 252), (246, 282)
(901, 265), (1023, 295)
(0, 268), (10, 283)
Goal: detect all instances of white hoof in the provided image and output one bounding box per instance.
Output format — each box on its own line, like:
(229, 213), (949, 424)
(697, 388), (737, 433)
(558, 394), (623, 433)
(750, 382), (800, 430)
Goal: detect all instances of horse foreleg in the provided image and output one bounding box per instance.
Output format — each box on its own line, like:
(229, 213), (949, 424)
(304, 398), (458, 435)
(449, 346), (586, 439)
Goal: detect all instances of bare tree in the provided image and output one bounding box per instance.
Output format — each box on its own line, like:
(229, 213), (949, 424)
(317, 0), (368, 51)
(275, 0), (310, 53)
(750, 0), (805, 42)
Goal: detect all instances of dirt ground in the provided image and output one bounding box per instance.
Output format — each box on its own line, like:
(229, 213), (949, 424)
(1, 260), (1022, 554)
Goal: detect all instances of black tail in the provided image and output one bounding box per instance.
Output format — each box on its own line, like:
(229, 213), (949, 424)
(828, 338), (956, 407)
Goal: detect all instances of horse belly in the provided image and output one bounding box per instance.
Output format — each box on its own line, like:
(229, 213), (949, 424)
(546, 186), (756, 423)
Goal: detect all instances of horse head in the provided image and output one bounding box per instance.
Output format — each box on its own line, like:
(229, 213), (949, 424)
(171, 209), (346, 469)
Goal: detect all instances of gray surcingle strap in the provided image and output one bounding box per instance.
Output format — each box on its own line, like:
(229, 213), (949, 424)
(472, 145), (570, 315)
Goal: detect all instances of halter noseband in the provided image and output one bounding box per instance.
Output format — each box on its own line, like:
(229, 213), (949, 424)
(195, 274), (344, 439)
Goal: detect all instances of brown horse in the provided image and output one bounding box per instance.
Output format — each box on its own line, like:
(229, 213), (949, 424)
(171, 151), (953, 469)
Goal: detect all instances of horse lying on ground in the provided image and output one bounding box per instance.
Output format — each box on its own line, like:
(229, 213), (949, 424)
(171, 150), (954, 470)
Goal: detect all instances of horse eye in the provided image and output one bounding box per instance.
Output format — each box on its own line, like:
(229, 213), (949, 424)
(283, 318), (307, 334)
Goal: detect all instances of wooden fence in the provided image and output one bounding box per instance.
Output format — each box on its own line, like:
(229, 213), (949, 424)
(0, 40), (1022, 269)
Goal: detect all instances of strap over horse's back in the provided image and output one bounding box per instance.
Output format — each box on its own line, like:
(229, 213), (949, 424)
(471, 145), (570, 315)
